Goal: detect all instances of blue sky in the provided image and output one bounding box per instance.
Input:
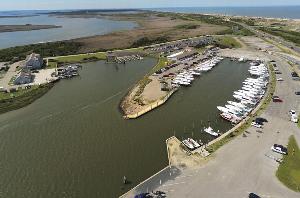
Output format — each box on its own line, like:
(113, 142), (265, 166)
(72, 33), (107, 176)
(2, 0), (300, 10)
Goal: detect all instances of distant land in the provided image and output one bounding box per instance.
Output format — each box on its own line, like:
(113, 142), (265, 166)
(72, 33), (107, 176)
(151, 6), (300, 19)
(0, 24), (62, 33)
(1, 6), (300, 19)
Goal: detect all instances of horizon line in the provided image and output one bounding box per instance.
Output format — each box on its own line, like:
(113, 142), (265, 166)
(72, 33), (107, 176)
(1, 5), (300, 12)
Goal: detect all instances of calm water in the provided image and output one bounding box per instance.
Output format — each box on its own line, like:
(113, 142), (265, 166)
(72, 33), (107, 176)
(0, 58), (249, 197)
(151, 6), (300, 19)
(0, 14), (137, 49)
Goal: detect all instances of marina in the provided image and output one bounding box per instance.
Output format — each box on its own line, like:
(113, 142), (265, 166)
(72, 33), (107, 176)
(0, 57), (250, 197)
(217, 61), (269, 125)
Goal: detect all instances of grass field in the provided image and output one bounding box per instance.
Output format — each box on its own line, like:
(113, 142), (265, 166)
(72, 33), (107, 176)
(215, 36), (242, 49)
(47, 52), (107, 67)
(149, 56), (170, 74)
(276, 135), (300, 192)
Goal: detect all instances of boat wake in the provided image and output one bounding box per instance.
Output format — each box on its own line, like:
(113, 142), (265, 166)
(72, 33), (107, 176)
(79, 91), (123, 111)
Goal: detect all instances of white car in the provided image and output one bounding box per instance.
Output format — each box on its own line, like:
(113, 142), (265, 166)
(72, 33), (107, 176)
(289, 110), (296, 116)
(271, 144), (288, 155)
(251, 122), (262, 128)
(291, 115), (299, 123)
(277, 78), (284, 81)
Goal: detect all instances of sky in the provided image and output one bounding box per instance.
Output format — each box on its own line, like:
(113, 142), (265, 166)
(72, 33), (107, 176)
(1, 0), (300, 10)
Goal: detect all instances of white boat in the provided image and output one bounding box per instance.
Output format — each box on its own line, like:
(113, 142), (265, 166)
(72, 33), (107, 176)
(179, 81), (191, 86)
(204, 127), (219, 137)
(238, 57), (245, 62)
(225, 104), (244, 113)
(233, 94), (243, 101)
(220, 112), (241, 124)
(182, 140), (194, 150)
(217, 106), (240, 116)
(188, 138), (201, 148)
(228, 101), (247, 109)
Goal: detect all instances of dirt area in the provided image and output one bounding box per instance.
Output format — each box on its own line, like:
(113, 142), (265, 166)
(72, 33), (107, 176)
(142, 76), (167, 103)
(167, 137), (208, 169)
(32, 69), (57, 85)
(0, 25), (61, 33)
(240, 36), (281, 52)
(64, 13), (228, 53)
(218, 36), (281, 61)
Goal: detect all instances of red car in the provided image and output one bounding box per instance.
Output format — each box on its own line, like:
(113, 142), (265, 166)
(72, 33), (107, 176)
(272, 96), (283, 102)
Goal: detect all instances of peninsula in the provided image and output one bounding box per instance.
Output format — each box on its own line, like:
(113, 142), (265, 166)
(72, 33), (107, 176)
(0, 24), (62, 33)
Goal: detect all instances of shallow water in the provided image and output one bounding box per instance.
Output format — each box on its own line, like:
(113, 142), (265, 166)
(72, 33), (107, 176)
(0, 14), (137, 49)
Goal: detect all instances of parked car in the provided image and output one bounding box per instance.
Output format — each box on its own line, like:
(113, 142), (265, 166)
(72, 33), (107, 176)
(289, 110), (296, 116)
(271, 144), (288, 155)
(276, 78), (284, 81)
(291, 115), (299, 123)
(291, 72), (299, 77)
(249, 193), (261, 198)
(272, 96), (283, 102)
(275, 71), (282, 74)
(251, 122), (262, 128)
(134, 193), (152, 198)
(255, 117), (268, 123)
(295, 91), (300, 95)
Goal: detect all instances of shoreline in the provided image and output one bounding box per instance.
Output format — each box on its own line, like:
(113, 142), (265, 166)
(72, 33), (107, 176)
(0, 83), (54, 115)
(0, 24), (62, 33)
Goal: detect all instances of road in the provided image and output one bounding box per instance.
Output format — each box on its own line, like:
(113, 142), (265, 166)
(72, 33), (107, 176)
(234, 21), (300, 55)
(0, 61), (20, 89)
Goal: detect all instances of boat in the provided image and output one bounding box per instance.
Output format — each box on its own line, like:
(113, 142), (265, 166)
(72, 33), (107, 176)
(204, 127), (219, 137)
(182, 139), (194, 150)
(228, 101), (246, 109)
(220, 113), (241, 124)
(188, 138), (201, 148)
(225, 104), (244, 114)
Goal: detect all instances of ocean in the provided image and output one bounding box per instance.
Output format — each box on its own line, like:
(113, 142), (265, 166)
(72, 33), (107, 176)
(151, 6), (300, 19)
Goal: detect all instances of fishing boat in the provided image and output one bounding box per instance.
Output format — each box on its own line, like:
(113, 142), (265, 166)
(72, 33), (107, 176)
(182, 139), (194, 150)
(204, 127), (219, 137)
(188, 138), (201, 148)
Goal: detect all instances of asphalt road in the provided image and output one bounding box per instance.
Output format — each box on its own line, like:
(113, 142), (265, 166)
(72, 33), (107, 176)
(234, 21), (300, 55)
(152, 50), (300, 197)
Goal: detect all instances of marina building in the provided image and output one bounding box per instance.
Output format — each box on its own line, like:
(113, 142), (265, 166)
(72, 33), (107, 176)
(23, 53), (43, 70)
(14, 70), (33, 85)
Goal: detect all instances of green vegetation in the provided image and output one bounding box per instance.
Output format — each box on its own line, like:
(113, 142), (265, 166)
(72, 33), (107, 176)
(207, 64), (276, 153)
(231, 18), (256, 26)
(276, 136), (300, 192)
(47, 52), (107, 67)
(0, 41), (82, 62)
(214, 36), (242, 49)
(0, 84), (53, 114)
(175, 24), (200, 30)
(149, 56), (169, 74)
(259, 27), (300, 46)
(177, 14), (254, 36)
(131, 36), (170, 48)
